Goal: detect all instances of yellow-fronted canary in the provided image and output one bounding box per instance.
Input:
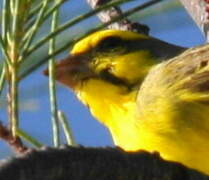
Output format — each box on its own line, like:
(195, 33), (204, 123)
(46, 30), (209, 175)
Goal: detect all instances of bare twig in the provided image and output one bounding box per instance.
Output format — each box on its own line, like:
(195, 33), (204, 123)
(179, 0), (209, 41)
(0, 123), (28, 153)
(87, 0), (162, 34)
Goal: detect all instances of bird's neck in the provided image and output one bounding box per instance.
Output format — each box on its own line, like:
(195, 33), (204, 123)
(76, 79), (140, 146)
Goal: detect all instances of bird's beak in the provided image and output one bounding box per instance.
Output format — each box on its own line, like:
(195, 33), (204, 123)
(43, 54), (94, 89)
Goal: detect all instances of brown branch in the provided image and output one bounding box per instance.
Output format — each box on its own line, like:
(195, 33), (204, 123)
(0, 123), (28, 154)
(0, 146), (208, 180)
(179, 0), (209, 41)
(87, 0), (150, 34)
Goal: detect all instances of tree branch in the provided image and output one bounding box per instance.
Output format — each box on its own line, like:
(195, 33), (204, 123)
(0, 123), (28, 154)
(0, 146), (208, 180)
(179, 0), (209, 41)
(87, 0), (150, 34)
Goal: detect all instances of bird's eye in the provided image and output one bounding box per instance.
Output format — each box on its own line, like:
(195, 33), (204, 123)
(97, 36), (122, 51)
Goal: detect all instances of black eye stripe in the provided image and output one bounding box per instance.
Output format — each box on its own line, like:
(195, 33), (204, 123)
(99, 69), (135, 90)
(96, 36), (123, 50)
(100, 69), (125, 85)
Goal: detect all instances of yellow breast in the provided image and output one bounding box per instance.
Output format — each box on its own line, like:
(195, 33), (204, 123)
(77, 78), (209, 175)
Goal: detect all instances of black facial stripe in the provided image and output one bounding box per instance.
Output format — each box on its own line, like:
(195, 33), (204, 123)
(99, 69), (135, 90)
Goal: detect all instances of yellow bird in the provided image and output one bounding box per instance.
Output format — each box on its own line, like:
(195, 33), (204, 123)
(48, 30), (209, 175)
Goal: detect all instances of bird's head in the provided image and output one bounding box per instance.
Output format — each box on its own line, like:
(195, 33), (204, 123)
(44, 29), (185, 106)
(46, 30), (181, 91)
(44, 30), (186, 147)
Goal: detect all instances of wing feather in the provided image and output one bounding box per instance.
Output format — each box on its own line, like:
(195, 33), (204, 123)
(136, 43), (209, 117)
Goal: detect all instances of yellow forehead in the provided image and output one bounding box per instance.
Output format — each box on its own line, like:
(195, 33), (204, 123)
(71, 30), (148, 54)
